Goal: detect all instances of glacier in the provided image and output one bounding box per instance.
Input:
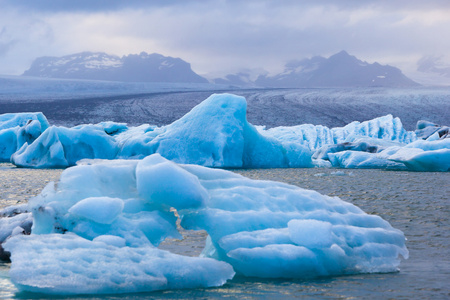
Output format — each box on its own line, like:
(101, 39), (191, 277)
(2, 155), (408, 295)
(0, 93), (448, 171)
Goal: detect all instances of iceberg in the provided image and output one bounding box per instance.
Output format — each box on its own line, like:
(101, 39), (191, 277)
(331, 114), (416, 145)
(1, 93), (447, 171)
(11, 124), (119, 168)
(327, 151), (407, 170)
(378, 139), (450, 172)
(5, 233), (234, 295)
(0, 112), (49, 131)
(117, 93), (312, 168)
(263, 114), (416, 151)
(0, 112), (49, 161)
(415, 120), (449, 140)
(3, 155), (408, 294)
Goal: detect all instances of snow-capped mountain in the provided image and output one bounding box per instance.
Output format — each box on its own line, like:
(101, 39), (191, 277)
(417, 56), (450, 78)
(255, 51), (418, 88)
(22, 52), (209, 83)
(217, 51), (418, 88)
(408, 55), (450, 86)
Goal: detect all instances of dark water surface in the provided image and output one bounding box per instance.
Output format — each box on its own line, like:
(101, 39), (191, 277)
(1, 167), (449, 299)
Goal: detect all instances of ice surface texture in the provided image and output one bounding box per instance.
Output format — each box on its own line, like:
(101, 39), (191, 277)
(1, 93), (449, 171)
(4, 155), (408, 294)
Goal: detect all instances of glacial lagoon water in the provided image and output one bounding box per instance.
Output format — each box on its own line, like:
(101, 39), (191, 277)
(0, 164), (449, 299)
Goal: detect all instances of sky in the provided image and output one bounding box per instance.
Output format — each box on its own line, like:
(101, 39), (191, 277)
(1, 0), (450, 79)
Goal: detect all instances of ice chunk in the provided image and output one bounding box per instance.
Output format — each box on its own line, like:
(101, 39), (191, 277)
(4, 234), (234, 295)
(118, 93), (310, 168)
(0, 212), (32, 243)
(313, 141), (378, 161)
(11, 125), (118, 168)
(262, 114), (416, 152)
(327, 151), (407, 170)
(332, 114), (416, 144)
(0, 205), (32, 260)
(415, 120), (441, 139)
(312, 137), (404, 161)
(380, 139), (450, 171)
(0, 113), (49, 161)
(0, 112), (49, 131)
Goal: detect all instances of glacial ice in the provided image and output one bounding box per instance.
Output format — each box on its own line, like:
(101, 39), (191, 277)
(264, 114), (416, 151)
(0, 93), (448, 171)
(0, 112), (49, 161)
(117, 93), (312, 168)
(378, 139), (450, 172)
(5, 233), (234, 295)
(327, 151), (407, 170)
(3, 155), (408, 294)
(0, 112), (49, 131)
(11, 124), (118, 168)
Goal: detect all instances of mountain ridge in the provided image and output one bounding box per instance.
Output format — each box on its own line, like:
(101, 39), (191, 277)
(22, 51), (209, 84)
(23, 50), (419, 87)
(253, 51), (418, 88)
(216, 51), (418, 88)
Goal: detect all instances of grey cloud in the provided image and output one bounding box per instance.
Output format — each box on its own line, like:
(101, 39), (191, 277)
(0, 0), (449, 76)
(0, 41), (14, 56)
(0, 26), (15, 56)
(0, 0), (199, 12)
(1, 0), (450, 13)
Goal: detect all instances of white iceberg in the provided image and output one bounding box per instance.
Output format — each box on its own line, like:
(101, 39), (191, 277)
(331, 114), (416, 145)
(263, 114), (416, 152)
(3, 155), (408, 295)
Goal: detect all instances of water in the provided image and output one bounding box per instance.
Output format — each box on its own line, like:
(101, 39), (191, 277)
(0, 165), (449, 299)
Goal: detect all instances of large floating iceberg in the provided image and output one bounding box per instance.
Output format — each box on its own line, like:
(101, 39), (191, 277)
(2, 155), (408, 294)
(0, 93), (448, 171)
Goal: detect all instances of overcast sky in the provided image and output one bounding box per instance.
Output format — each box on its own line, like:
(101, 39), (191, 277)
(1, 0), (449, 77)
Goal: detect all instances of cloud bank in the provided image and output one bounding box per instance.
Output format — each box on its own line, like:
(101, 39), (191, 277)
(0, 0), (449, 77)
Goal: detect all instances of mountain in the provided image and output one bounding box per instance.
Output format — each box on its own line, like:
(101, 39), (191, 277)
(248, 51), (418, 88)
(212, 70), (265, 87)
(409, 55), (450, 86)
(22, 52), (209, 84)
(417, 55), (450, 78)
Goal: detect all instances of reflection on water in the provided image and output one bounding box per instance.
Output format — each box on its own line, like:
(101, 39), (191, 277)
(0, 166), (449, 299)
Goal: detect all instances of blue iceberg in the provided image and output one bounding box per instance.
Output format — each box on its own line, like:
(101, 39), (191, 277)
(0, 93), (448, 171)
(3, 155), (408, 294)
(0, 112), (49, 162)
